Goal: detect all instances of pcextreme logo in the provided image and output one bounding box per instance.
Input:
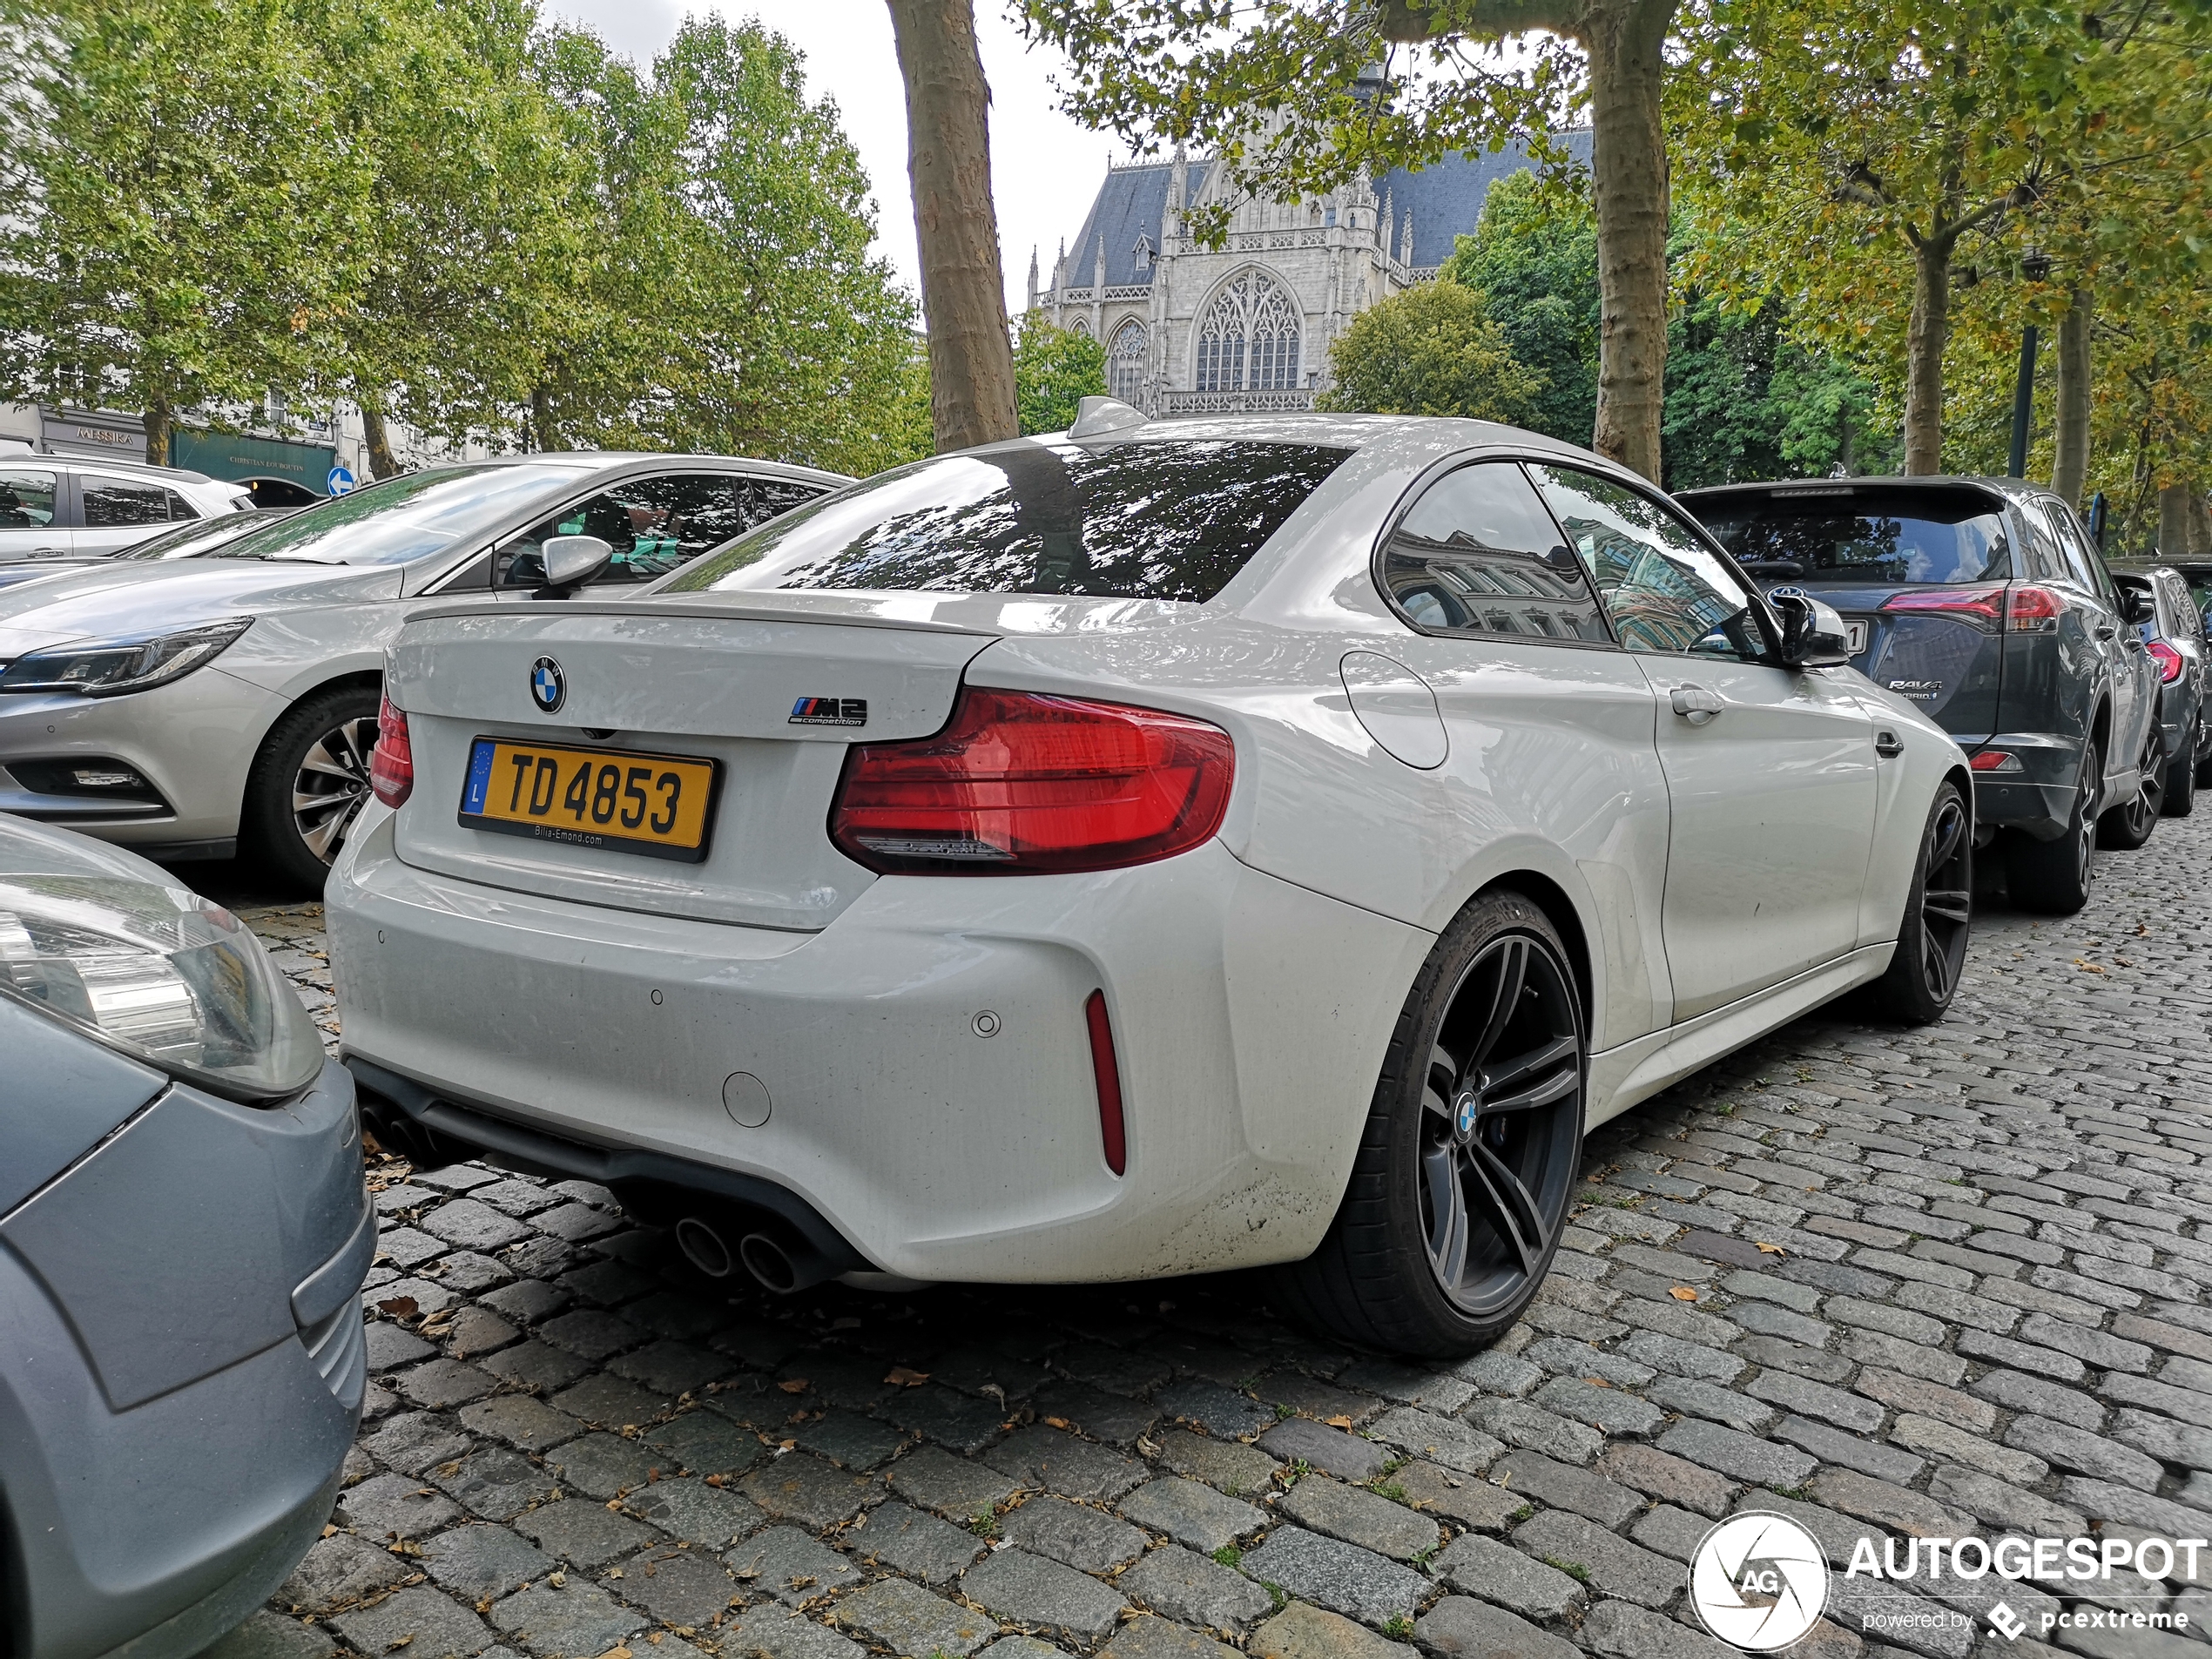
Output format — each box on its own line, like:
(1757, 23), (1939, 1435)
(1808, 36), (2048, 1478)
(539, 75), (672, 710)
(1689, 1514), (1829, 1650)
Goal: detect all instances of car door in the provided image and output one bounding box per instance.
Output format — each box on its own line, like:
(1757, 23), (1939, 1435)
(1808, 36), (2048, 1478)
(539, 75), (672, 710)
(0, 465), (71, 561)
(486, 471), (828, 597)
(2040, 499), (2151, 782)
(1371, 458), (1676, 1047)
(75, 472), (197, 555)
(1527, 462), (1878, 1022)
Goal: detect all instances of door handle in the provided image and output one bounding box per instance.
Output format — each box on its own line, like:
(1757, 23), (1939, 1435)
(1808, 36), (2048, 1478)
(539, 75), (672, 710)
(2095, 622), (2118, 640)
(1670, 685), (1725, 725)
(1875, 730), (1904, 759)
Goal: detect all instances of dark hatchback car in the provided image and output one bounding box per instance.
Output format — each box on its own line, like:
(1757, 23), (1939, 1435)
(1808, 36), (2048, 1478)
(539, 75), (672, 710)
(2113, 563), (2212, 813)
(1681, 476), (2163, 915)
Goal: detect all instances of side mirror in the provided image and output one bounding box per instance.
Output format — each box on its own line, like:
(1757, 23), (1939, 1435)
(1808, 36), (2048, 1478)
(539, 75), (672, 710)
(1771, 590), (1853, 668)
(536, 535), (612, 597)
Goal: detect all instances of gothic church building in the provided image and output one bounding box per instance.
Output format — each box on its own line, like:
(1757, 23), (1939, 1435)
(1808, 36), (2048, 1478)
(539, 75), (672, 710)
(1030, 138), (1589, 416)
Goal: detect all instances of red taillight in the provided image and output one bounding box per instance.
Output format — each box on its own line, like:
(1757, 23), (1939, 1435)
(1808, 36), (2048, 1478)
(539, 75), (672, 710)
(2149, 640), (2186, 683)
(369, 695), (413, 807)
(829, 688), (1235, 874)
(1085, 989), (1127, 1177)
(1970, 750), (2023, 772)
(2006, 586), (2067, 630)
(1881, 586), (2006, 624)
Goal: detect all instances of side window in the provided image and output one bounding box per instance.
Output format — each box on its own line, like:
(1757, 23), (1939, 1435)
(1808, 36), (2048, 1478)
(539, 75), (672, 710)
(80, 476), (178, 528)
(0, 468), (58, 530)
(2040, 503), (2108, 597)
(1379, 462), (1613, 644)
(495, 475), (827, 588)
(1528, 464), (1771, 660)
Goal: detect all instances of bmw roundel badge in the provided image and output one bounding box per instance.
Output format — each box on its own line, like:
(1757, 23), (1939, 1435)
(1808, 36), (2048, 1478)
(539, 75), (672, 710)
(529, 657), (564, 714)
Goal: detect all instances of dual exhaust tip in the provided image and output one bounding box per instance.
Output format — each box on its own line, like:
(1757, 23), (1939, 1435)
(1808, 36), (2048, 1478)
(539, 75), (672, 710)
(674, 1212), (832, 1294)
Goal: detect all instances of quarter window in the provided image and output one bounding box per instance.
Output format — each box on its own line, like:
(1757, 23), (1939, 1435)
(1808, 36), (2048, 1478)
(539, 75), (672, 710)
(1381, 462), (1612, 644)
(2042, 502), (2117, 604)
(1531, 465), (1770, 659)
(0, 469), (58, 529)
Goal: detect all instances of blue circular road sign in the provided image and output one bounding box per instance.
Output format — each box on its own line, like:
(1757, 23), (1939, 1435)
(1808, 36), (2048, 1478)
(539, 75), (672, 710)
(327, 464), (356, 496)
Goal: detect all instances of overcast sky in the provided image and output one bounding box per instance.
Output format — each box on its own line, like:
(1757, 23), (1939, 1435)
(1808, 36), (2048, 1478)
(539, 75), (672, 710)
(548, 1), (1123, 318)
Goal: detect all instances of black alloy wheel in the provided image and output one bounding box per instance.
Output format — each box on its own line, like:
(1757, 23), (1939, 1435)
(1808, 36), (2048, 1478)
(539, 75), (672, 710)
(1873, 780), (1972, 1025)
(2007, 739), (2098, 916)
(2098, 725), (2165, 849)
(1278, 891), (1585, 1356)
(243, 684), (383, 893)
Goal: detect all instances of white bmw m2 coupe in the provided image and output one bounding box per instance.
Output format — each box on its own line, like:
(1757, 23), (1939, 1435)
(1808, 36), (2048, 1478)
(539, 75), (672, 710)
(328, 408), (1971, 1356)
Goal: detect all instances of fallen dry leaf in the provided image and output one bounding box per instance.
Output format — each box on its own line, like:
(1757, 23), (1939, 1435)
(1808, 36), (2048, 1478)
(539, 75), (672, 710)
(704, 1474), (725, 1488)
(885, 1366), (931, 1386)
(1043, 1415), (1073, 1431)
(1584, 1376), (1612, 1388)
(1669, 1286), (1699, 1302)
(2074, 959), (2106, 974)
(778, 1379), (810, 1394)
(600, 1649), (632, 1659)
(375, 1296), (419, 1318)
(1757, 1242), (1785, 1255)
(549, 1571), (566, 1588)
(321, 1523), (338, 1538)
(1325, 1414), (1354, 1429)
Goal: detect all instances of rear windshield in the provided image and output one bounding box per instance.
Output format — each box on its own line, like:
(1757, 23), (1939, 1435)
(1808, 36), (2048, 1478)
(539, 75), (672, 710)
(209, 462), (593, 566)
(663, 438), (1349, 604)
(1694, 489), (2013, 586)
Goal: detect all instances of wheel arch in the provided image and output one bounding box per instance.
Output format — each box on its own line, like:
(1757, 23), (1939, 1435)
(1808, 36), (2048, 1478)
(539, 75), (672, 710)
(243, 669), (384, 776)
(1478, 869), (1596, 1046)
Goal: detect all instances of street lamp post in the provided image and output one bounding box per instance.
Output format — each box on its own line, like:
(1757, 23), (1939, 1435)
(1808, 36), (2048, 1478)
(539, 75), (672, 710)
(2009, 247), (2054, 480)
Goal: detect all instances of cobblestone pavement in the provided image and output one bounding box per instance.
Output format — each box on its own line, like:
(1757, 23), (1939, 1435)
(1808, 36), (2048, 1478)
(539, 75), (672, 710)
(207, 813), (2212, 1659)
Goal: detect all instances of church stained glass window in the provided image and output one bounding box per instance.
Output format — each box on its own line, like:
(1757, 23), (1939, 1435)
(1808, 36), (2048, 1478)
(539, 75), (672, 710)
(1108, 320), (1148, 405)
(1196, 268), (1302, 394)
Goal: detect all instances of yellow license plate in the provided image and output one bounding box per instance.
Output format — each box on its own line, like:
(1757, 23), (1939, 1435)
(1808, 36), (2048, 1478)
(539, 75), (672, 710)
(458, 737), (719, 862)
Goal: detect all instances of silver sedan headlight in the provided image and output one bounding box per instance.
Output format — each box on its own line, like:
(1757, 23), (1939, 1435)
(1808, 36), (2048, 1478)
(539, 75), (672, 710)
(0, 873), (324, 1101)
(0, 617), (252, 697)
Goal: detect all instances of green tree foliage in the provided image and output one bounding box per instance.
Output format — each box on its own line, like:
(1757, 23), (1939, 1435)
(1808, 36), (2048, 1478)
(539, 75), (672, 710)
(1011, 311), (1107, 435)
(0, 0), (374, 462)
(0, 1), (920, 477)
(1441, 172), (1600, 447)
(1317, 280), (1544, 425)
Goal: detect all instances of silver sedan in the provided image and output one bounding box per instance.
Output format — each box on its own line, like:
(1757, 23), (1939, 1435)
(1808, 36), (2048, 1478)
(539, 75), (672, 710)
(0, 453), (843, 887)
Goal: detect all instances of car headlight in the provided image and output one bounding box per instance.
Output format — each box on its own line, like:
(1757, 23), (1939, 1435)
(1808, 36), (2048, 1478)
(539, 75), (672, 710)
(0, 873), (324, 1101)
(0, 617), (252, 697)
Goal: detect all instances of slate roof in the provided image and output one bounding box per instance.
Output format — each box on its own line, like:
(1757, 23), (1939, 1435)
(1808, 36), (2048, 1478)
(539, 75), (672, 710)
(1049, 134), (1593, 291)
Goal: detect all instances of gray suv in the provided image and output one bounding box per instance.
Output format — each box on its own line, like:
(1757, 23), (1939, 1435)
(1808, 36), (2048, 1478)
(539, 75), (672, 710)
(0, 455), (255, 562)
(1682, 476), (2164, 915)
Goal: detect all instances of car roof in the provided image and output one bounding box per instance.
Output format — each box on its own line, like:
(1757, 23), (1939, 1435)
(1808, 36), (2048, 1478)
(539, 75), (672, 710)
(1676, 475), (2062, 509)
(462, 451), (855, 487)
(16, 454), (225, 486)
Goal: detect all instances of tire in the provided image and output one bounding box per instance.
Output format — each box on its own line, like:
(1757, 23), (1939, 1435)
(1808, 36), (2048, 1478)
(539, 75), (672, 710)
(2007, 739), (2098, 916)
(1275, 890), (1585, 1358)
(1872, 781), (1972, 1026)
(2166, 718), (2198, 817)
(2097, 724), (2164, 849)
(242, 685), (381, 894)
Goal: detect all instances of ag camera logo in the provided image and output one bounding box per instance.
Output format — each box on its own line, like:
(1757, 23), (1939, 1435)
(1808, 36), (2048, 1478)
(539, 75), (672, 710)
(1689, 1512), (1830, 1651)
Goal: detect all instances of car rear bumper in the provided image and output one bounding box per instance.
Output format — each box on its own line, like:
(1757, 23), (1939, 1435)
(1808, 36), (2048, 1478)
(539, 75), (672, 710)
(1967, 731), (2086, 840)
(327, 806), (1430, 1284)
(0, 1059), (367, 1659)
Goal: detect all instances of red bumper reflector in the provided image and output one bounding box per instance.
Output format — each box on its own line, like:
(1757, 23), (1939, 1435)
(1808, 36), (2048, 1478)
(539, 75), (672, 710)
(370, 696), (414, 807)
(1969, 750), (2023, 772)
(1084, 989), (1127, 1177)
